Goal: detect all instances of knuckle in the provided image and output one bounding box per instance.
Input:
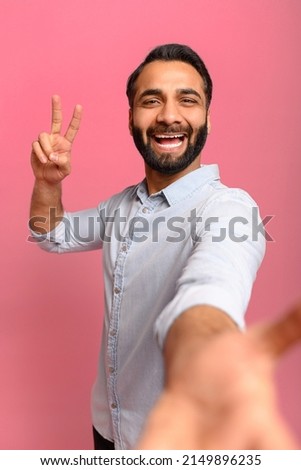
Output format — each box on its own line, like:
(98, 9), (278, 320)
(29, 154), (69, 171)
(38, 131), (47, 140)
(32, 142), (41, 156)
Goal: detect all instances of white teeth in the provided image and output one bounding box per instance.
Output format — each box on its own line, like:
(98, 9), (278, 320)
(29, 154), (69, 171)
(155, 134), (184, 139)
(157, 141), (183, 148)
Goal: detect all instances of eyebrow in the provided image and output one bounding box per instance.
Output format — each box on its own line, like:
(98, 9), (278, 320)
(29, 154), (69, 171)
(137, 88), (204, 102)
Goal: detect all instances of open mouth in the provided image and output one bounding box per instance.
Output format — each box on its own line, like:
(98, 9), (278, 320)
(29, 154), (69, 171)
(153, 133), (186, 150)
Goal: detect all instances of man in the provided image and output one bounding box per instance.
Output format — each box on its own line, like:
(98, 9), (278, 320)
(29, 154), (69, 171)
(30, 44), (279, 449)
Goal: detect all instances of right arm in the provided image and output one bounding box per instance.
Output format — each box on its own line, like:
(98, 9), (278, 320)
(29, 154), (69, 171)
(29, 95), (82, 234)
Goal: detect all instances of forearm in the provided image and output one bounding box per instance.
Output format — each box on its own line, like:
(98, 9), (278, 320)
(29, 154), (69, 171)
(164, 305), (238, 389)
(29, 179), (64, 234)
(137, 306), (239, 449)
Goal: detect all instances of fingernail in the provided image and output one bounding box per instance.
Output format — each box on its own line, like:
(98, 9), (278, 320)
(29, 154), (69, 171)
(50, 153), (58, 162)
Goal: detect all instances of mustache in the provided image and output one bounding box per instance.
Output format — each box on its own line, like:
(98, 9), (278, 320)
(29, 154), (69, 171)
(146, 125), (193, 137)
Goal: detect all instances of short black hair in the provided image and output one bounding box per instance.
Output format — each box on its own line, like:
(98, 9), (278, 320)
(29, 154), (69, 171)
(126, 43), (213, 109)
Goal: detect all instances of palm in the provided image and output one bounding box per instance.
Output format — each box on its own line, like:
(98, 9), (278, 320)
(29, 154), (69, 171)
(137, 305), (301, 450)
(179, 334), (289, 449)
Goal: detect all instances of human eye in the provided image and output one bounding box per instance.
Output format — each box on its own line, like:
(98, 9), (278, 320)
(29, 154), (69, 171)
(142, 98), (161, 107)
(181, 97), (198, 105)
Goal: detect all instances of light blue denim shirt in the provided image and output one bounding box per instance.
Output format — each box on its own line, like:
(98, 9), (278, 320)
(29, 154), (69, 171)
(33, 164), (266, 449)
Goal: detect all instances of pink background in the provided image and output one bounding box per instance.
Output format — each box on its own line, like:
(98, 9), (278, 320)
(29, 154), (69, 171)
(1, 0), (300, 449)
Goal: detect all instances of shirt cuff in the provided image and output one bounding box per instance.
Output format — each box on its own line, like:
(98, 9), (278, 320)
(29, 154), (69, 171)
(154, 284), (246, 350)
(28, 213), (69, 246)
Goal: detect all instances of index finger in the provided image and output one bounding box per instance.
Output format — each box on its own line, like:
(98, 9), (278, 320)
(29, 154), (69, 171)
(254, 303), (301, 359)
(51, 95), (63, 134)
(64, 104), (83, 143)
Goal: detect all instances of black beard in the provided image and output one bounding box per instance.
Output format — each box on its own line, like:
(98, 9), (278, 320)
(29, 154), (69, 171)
(132, 122), (208, 175)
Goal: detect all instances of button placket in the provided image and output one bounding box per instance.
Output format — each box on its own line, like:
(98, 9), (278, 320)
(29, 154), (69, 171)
(106, 235), (131, 448)
(106, 196), (162, 448)
(139, 193), (164, 217)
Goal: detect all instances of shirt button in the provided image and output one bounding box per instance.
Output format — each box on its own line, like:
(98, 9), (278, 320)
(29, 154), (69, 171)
(111, 403), (117, 409)
(109, 367), (115, 374)
(110, 329), (117, 336)
(121, 243), (127, 251)
(114, 287), (120, 294)
(142, 207), (149, 214)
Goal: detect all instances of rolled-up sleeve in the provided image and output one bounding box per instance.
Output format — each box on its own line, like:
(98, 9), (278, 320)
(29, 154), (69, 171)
(154, 190), (266, 348)
(30, 206), (105, 253)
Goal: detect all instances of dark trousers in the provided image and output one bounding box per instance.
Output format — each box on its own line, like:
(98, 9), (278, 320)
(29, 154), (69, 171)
(93, 426), (115, 450)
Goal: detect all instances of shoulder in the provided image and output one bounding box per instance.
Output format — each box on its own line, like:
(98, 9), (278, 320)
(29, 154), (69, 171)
(200, 179), (260, 217)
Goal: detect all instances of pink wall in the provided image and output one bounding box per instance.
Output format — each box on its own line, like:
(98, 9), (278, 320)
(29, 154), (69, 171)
(1, 0), (300, 449)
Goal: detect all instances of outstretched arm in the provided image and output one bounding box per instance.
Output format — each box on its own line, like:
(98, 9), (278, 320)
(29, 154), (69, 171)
(137, 303), (301, 449)
(30, 95), (82, 233)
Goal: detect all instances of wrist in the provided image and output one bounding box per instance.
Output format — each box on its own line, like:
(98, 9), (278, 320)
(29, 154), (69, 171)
(30, 179), (64, 233)
(33, 178), (61, 192)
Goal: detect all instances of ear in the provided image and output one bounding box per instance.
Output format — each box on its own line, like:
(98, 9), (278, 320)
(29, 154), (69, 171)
(207, 110), (211, 134)
(128, 108), (133, 136)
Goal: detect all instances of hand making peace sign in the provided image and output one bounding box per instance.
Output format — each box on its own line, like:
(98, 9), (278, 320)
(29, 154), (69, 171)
(31, 95), (82, 185)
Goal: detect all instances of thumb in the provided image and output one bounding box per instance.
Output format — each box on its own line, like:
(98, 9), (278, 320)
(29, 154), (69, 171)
(251, 303), (301, 360)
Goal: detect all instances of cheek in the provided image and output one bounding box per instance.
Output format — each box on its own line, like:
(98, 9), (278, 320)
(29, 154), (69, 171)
(133, 109), (157, 129)
(184, 109), (207, 125)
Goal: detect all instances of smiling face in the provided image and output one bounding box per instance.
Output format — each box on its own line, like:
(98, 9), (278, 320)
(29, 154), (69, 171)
(129, 60), (210, 175)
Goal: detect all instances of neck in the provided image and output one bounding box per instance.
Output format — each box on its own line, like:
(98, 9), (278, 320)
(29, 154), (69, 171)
(144, 158), (201, 195)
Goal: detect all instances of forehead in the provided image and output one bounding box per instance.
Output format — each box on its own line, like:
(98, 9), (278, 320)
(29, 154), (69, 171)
(134, 60), (205, 97)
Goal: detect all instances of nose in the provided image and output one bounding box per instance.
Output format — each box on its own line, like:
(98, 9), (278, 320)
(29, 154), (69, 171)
(156, 100), (183, 125)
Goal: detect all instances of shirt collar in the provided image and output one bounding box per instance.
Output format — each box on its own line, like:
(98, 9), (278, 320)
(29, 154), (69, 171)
(135, 164), (220, 206)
